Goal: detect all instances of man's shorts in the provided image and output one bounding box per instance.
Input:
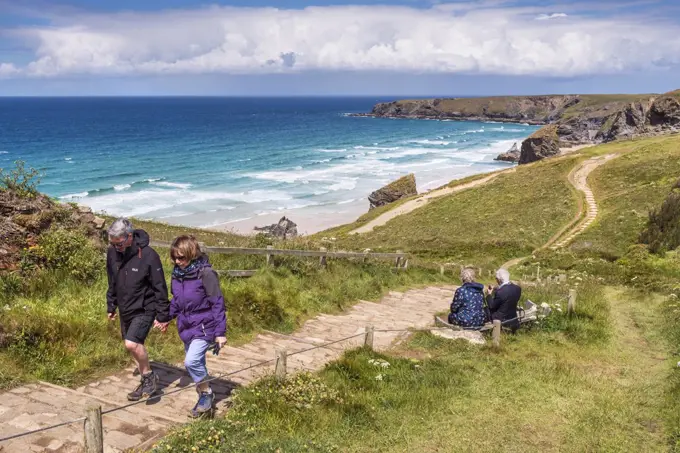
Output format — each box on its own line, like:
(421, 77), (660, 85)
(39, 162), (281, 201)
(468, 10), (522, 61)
(120, 314), (154, 344)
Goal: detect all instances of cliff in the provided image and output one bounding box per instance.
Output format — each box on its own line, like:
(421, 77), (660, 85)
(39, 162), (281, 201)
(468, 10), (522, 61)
(359, 91), (680, 164)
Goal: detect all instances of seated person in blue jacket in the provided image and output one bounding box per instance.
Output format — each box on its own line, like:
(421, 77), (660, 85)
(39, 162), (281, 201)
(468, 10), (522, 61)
(486, 268), (522, 332)
(448, 267), (486, 328)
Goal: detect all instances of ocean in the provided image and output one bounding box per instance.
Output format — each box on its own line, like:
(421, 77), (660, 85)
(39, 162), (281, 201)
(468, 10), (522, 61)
(0, 97), (537, 234)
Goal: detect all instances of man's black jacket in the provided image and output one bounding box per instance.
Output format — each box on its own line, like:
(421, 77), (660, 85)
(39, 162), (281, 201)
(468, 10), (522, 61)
(486, 282), (522, 324)
(106, 229), (170, 322)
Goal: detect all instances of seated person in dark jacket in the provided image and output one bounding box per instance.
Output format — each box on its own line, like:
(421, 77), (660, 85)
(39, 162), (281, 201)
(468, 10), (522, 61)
(448, 267), (486, 329)
(486, 268), (522, 332)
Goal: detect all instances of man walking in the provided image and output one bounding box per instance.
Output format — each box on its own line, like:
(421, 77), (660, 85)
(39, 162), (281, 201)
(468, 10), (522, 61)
(106, 218), (170, 401)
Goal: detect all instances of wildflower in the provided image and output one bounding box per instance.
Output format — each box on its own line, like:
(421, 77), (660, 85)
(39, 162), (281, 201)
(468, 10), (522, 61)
(375, 374), (383, 381)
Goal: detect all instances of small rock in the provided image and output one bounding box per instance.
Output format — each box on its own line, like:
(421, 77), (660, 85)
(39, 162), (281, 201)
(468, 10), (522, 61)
(77, 205), (92, 214)
(93, 216), (106, 229)
(254, 216), (298, 239)
(430, 329), (485, 345)
(494, 142), (520, 162)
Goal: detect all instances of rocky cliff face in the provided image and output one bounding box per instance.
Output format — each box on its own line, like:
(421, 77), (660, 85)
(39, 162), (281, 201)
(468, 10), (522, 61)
(519, 126), (560, 164)
(365, 95), (581, 124)
(362, 91), (680, 166)
(0, 191), (106, 270)
(368, 174), (417, 210)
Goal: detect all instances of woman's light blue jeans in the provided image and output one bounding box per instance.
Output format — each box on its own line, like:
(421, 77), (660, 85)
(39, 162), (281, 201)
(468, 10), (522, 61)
(184, 339), (211, 383)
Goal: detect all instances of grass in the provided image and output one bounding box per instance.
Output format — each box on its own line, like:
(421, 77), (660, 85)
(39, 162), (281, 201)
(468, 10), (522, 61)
(323, 156), (579, 269)
(523, 136), (680, 291)
(155, 280), (679, 452)
(0, 219), (449, 390)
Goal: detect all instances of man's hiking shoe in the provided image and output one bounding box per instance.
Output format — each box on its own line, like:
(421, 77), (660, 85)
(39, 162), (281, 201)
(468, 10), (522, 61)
(127, 372), (159, 401)
(190, 391), (215, 418)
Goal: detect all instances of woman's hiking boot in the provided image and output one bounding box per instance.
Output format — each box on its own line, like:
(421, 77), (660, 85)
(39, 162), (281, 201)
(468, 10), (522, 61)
(127, 371), (159, 401)
(190, 389), (215, 418)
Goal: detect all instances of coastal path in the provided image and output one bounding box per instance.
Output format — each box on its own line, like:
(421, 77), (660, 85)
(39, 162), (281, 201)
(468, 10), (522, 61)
(0, 286), (456, 453)
(501, 153), (616, 270)
(350, 167), (516, 235)
(546, 154), (617, 250)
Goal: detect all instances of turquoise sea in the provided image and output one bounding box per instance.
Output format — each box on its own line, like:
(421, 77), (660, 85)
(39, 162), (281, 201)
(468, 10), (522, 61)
(0, 97), (538, 234)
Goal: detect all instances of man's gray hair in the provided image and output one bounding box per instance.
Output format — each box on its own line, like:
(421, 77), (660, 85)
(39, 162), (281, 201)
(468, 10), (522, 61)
(460, 267), (476, 283)
(108, 218), (134, 238)
(496, 268), (510, 284)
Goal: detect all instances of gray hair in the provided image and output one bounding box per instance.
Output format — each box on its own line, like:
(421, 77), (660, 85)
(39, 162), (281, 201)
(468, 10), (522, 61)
(108, 218), (134, 238)
(496, 268), (510, 284)
(460, 267), (476, 283)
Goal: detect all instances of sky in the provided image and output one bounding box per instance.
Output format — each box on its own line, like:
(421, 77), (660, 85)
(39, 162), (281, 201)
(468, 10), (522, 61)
(0, 0), (679, 96)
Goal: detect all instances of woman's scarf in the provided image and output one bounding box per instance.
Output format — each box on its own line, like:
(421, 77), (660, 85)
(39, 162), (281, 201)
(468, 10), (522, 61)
(172, 255), (208, 280)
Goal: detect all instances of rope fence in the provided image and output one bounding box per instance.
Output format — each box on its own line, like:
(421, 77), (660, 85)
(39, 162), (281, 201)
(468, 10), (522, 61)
(0, 291), (574, 451)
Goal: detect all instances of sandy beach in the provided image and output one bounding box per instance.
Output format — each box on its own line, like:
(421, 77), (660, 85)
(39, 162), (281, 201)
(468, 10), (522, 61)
(210, 198), (369, 236)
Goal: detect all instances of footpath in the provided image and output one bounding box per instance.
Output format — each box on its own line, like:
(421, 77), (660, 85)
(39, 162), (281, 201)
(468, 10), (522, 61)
(0, 286), (455, 453)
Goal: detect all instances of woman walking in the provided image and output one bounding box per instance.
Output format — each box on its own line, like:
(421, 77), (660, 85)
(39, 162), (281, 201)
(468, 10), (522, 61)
(168, 235), (227, 417)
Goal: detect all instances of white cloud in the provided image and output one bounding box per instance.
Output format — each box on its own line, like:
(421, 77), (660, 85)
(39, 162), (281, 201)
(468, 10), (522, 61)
(0, 62), (19, 77)
(2, 4), (680, 78)
(536, 13), (569, 20)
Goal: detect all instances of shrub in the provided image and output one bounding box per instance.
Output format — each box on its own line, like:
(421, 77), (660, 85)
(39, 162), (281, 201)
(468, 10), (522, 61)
(0, 160), (42, 198)
(640, 183), (680, 254)
(30, 228), (104, 282)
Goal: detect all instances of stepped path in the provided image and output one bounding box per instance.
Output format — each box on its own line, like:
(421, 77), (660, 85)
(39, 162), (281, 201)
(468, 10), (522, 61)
(350, 168), (516, 235)
(548, 154), (617, 250)
(0, 286), (455, 453)
(500, 153), (616, 269)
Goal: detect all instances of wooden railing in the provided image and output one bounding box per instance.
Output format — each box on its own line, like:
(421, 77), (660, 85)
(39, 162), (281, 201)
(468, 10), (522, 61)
(150, 241), (408, 277)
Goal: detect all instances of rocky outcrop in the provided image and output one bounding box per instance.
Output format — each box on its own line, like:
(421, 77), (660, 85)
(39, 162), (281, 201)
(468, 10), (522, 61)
(0, 191), (106, 270)
(254, 216), (298, 239)
(494, 142), (521, 163)
(360, 90), (680, 166)
(519, 125), (560, 165)
(359, 95), (582, 124)
(368, 174), (417, 210)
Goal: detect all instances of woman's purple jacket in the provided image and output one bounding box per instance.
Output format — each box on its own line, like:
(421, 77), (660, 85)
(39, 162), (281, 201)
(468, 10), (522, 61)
(169, 257), (227, 345)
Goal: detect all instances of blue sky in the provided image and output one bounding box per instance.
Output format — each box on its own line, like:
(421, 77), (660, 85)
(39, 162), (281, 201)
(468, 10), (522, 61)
(1, 0), (679, 96)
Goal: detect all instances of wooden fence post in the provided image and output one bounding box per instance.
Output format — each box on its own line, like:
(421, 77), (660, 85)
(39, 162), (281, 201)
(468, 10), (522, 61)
(275, 349), (287, 381)
(364, 325), (374, 349)
(559, 274), (567, 283)
(394, 251), (403, 269)
(402, 259), (409, 270)
(84, 405), (104, 453)
(536, 265), (541, 281)
(477, 267), (482, 278)
(319, 247), (327, 267)
(492, 320), (502, 349)
(440, 265), (445, 275)
(568, 289), (577, 316)
(266, 245), (273, 266)
(198, 242), (207, 252)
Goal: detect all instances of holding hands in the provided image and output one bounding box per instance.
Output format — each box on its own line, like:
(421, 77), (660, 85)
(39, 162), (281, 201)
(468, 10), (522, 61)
(154, 320), (170, 333)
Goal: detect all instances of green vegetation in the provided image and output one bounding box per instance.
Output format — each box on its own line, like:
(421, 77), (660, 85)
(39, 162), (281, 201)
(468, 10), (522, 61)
(527, 136), (680, 290)
(0, 160), (42, 198)
(640, 179), (680, 254)
(157, 282), (679, 452)
(326, 156), (578, 269)
(0, 217), (447, 389)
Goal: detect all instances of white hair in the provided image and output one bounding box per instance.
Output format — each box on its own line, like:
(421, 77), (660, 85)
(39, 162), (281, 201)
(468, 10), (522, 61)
(108, 218), (133, 238)
(460, 267), (476, 283)
(496, 268), (510, 284)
